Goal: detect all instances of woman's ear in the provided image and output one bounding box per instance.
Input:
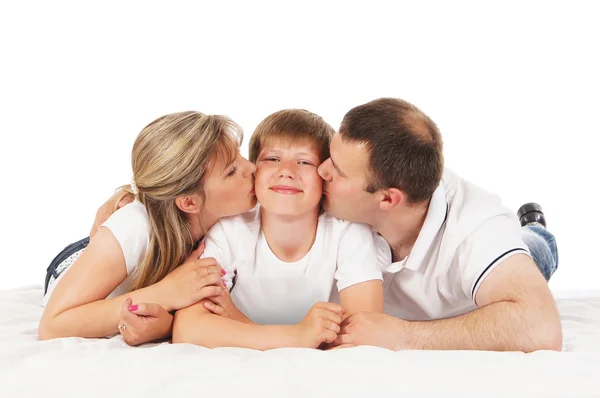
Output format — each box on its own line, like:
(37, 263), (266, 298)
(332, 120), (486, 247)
(378, 188), (405, 211)
(175, 194), (203, 214)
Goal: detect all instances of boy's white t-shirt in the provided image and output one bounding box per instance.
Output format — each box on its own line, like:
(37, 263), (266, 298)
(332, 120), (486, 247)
(42, 201), (151, 306)
(202, 205), (390, 325)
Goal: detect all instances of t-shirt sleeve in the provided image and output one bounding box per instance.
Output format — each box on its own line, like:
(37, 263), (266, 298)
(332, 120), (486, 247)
(201, 220), (236, 289)
(452, 214), (531, 303)
(335, 222), (384, 292)
(100, 202), (151, 275)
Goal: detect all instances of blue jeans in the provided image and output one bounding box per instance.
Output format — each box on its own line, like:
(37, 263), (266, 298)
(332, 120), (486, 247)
(521, 224), (558, 281)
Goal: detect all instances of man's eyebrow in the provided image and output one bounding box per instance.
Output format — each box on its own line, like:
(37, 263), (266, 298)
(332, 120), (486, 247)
(330, 156), (346, 177)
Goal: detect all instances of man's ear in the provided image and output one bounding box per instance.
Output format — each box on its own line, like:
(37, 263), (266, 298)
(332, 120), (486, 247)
(175, 194), (203, 214)
(378, 188), (405, 211)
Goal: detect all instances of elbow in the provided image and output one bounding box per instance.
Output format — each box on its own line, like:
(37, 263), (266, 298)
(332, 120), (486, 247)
(538, 320), (563, 352)
(171, 314), (212, 347)
(38, 318), (58, 341)
(527, 313), (563, 353)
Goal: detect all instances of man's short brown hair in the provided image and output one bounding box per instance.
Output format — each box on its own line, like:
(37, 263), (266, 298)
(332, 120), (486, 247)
(339, 98), (444, 204)
(249, 109), (334, 163)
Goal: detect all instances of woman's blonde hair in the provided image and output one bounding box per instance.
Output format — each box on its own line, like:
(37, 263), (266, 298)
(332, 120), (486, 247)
(117, 111), (242, 291)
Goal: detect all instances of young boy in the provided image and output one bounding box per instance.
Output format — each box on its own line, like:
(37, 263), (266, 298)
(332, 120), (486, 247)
(172, 109), (391, 350)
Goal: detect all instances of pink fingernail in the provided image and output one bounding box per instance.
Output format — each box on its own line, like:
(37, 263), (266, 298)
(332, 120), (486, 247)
(128, 305), (138, 311)
(221, 268), (226, 275)
(222, 280), (226, 287)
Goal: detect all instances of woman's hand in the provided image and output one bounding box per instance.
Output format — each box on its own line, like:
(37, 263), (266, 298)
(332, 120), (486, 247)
(203, 288), (253, 324)
(118, 298), (173, 346)
(293, 302), (346, 348)
(157, 243), (226, 311)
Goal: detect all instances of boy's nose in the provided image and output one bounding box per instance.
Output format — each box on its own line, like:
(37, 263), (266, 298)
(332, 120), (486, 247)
(277, 160), (297, 178)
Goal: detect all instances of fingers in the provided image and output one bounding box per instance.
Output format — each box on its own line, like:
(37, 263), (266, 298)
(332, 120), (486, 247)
(186, 241), (206, 262)
(329, 343), (356, 350)
(315, 302), (345, 316)
(203, 300), (224, 315)
(120, 297), (133, 317)
(117, 194), (134, 209)
(323, 320), (341, 334)
(320, 330), (338, 344)
(195, 273), (225, 289)
(318, 308), (343, 326)
(129, 302), (164, 317)
(195, 285), (223, 300)
(332, 333), (353, 347)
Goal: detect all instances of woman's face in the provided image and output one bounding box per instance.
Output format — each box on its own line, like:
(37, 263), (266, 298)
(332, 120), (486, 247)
(202, 152), (257, 219)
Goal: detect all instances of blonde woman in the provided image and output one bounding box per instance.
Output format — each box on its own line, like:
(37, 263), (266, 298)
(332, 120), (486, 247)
(39, 111), (257, 345)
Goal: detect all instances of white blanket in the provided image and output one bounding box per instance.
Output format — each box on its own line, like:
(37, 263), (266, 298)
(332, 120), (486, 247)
(1, 285), (599, 397)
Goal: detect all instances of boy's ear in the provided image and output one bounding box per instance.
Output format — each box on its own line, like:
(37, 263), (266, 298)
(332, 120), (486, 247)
(176, 194), (203, 214)
(378, 188), (405, 211)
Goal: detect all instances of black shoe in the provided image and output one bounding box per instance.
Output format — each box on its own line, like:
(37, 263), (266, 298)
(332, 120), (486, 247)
(517, 203), (546, 228)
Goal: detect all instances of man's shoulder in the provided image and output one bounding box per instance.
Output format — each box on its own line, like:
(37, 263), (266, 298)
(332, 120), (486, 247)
(442, 168), (516, 232)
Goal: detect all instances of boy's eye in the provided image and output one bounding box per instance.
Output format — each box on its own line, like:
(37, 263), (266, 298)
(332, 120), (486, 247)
(264, 157), (279, 162)
(298, 160), (313, 166)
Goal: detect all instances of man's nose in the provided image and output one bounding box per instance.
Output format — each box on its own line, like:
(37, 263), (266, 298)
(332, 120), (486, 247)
(318, 159), (332, 181)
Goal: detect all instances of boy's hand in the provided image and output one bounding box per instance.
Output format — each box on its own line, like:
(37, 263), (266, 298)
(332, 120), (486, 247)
(293, 302), (345, 348)
(203, 288), (253, 324)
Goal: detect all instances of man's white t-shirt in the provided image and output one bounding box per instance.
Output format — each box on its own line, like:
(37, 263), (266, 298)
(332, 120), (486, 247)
(42, 201), (151, 306)
(202, 206), (390, 325)
(382, 168), (532, 321)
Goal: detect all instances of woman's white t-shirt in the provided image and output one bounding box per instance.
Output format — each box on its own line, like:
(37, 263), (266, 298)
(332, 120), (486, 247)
(42, 201), (151, 306)
(202, 206), (391, 325)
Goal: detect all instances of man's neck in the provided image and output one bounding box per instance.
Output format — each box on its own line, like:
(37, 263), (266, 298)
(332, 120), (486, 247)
(372, 201), (429, 262)
(261, 207), (319, 263)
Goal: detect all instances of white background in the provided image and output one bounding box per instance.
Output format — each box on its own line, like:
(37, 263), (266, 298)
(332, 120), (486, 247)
(0, 1), (598, 293)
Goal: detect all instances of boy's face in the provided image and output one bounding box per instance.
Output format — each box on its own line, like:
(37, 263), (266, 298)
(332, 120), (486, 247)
(254, 139), (323, 217)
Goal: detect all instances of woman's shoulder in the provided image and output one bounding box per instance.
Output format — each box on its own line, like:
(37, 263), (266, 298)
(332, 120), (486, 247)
(102, 200), (150, 232)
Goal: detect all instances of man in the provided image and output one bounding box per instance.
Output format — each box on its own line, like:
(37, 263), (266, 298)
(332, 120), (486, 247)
(317, 98), (561, 352)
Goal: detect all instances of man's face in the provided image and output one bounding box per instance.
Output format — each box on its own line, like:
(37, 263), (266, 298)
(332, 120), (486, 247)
(317, 133), (378, 224)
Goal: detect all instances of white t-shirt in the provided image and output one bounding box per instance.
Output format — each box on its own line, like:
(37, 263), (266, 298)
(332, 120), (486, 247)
(42, 201), (151, 306)
(382, 168), (531, 321)
(202, 206), (390, 325)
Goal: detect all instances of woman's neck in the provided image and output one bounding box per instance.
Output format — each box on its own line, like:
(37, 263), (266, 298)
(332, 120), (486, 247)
(189, 211), (220, 244)
(260, 207), (319, 263)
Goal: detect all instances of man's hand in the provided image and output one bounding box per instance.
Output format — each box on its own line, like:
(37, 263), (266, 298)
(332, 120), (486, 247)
(118, 298), (173, 346)
(90, 190), (134, 238)
(331, 312), (406, 351)
(203, 288), (253, 324)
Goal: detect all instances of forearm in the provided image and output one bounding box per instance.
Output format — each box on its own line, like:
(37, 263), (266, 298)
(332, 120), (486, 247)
(172, 310), (297, 350)
(40, 283), (170, 339)
(401, 300), (561, 352)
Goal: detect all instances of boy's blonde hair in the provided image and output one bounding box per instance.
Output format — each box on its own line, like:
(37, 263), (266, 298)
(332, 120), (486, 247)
(249, 109), (334, 164)
(117, 111), (242, 291)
